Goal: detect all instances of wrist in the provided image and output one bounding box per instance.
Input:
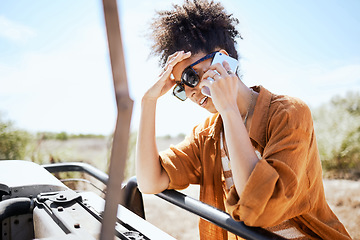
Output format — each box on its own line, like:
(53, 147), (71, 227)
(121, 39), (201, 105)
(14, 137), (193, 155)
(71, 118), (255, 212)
(219, 105), (240, 117)
(142, 94), (158, 104)
(220, 107), (244, 127)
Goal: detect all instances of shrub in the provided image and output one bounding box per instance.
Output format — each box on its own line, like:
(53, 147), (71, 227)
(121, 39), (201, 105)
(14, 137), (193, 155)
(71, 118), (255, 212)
(313, 91), (360, 175)
(55, 132), (69, 141)
(0, 117), (31, 160)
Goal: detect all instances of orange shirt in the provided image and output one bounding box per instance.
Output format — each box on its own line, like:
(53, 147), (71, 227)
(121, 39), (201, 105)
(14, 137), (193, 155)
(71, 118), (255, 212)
(159, 86), (351, 240)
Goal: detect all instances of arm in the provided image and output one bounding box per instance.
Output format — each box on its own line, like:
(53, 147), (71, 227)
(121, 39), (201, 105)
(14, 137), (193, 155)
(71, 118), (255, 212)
(200, 60), (316, 226)
(227, 102), (319, 227)
(221, 108), (259, 195)
(136, 97), (169, 194)
(199, 60), (259, 195)
(136, 51), (191, 194)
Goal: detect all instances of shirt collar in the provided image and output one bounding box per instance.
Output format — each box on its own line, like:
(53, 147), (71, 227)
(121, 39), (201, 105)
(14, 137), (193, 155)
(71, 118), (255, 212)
(196, 113), (223, 140)
(249, 85), (272, 149)
(200, 85), (272, 146)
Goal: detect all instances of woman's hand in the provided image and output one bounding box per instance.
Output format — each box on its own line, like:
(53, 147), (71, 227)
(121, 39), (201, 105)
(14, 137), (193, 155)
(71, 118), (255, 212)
(137, 51), (191, 194)
(199, 60), (240, 114)
(143, 51), (191, 101)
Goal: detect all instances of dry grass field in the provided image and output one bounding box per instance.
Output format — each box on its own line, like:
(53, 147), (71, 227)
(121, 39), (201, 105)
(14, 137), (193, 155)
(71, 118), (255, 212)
(35, 137), (359, 239)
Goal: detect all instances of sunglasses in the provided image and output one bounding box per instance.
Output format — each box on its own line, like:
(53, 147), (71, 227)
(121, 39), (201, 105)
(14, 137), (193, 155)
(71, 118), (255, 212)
(173, 52), (217, 101)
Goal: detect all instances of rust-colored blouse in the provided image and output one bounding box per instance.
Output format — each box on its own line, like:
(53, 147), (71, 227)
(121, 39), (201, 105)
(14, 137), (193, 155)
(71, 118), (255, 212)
(159, 86), (351, 240)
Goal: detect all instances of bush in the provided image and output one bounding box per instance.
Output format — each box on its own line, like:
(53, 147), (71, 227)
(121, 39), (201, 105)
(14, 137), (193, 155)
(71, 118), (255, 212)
(334, 127), (360, 169)
(55, 132), (69, 141)
(313, 91), (360, 175)
(0, 117), (31, 160)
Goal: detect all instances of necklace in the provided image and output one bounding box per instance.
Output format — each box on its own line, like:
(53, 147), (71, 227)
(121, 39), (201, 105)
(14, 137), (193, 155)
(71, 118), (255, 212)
(243, 88), (254, 126)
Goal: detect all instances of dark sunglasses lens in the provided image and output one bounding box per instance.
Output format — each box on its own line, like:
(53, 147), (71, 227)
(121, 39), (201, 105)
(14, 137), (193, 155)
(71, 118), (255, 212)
(173, 84), (187, 101)
(182, 67), (199, 87)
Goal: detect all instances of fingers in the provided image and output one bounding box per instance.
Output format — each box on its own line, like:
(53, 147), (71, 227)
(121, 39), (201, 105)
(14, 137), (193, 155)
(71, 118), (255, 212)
(159, 51), (191, 80)
(208, 60), (235, 76)
(209, 61), (227, 75)
(201, 59), (237, 83)
(165, 51), (186, 65)
(200, 77), (214, 89)
(147, 50), (192, 100)
(201, 69), (219, 82)
(166, 51), (191, 69)
(199, 59), (238, 95)
(159, 64), (173, 79)
(222, 61), (236, 75)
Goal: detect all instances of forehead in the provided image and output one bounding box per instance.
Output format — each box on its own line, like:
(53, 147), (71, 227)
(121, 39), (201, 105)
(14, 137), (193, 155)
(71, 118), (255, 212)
(172, 52), (208, 80)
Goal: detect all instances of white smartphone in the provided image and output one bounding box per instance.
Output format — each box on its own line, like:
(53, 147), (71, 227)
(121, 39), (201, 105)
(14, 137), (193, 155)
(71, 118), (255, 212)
(201, 52), (239, 97)
(211, 52), (238, 73)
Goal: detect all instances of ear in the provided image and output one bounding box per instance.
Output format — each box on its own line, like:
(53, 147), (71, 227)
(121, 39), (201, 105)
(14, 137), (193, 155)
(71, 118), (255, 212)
(218, 49), (229, 56)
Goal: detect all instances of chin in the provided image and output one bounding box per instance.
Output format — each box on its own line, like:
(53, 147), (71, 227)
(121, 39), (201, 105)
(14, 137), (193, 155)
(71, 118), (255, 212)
(208, 109), (218, 114)
(206, 105), (218, 114)
(203, 99), (217, 113)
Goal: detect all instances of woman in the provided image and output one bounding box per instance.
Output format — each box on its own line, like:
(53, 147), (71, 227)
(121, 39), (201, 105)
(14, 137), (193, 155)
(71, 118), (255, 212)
(135, 1), (351, 239)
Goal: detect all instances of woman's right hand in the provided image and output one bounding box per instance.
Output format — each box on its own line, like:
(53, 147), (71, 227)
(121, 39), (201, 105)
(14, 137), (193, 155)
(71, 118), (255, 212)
(143, 51), (191, 101)
(137, 51), (191, 194)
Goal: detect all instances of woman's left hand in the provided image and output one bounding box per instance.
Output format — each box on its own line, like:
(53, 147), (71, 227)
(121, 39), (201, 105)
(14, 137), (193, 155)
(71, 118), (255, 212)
(199, 60), (240, 114)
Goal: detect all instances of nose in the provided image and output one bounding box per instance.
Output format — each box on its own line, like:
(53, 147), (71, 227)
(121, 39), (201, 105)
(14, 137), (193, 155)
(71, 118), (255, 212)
(185, 83), (203, 100)
(186, 69), (208, 99)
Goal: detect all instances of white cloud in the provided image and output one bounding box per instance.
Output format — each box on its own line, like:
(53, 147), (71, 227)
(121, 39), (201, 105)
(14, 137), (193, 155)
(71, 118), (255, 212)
(0, 15), (36, 43)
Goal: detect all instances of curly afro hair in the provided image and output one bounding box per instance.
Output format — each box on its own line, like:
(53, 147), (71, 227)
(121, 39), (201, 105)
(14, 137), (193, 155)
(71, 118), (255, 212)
(149, 0), (242, 67)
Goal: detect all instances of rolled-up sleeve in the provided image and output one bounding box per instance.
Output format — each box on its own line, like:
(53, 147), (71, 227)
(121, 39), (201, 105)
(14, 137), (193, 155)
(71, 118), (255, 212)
(159, 127), (202, 190)
(226, 101), (320, 227)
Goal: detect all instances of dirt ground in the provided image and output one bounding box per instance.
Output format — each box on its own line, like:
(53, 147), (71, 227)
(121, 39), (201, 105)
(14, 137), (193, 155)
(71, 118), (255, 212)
(143, 180), (360, 240)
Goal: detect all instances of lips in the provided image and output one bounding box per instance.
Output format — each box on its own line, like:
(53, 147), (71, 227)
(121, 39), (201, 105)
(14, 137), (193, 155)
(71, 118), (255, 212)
(199, 96), (208, 106)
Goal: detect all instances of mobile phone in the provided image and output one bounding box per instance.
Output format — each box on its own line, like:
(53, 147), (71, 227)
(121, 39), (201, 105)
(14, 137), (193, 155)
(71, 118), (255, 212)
(201, 52), (238, 97)
(211, 52), (238, 73)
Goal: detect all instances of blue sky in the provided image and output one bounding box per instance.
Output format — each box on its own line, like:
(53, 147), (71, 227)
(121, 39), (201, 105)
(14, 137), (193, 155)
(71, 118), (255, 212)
(0, 0), (359, 136)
